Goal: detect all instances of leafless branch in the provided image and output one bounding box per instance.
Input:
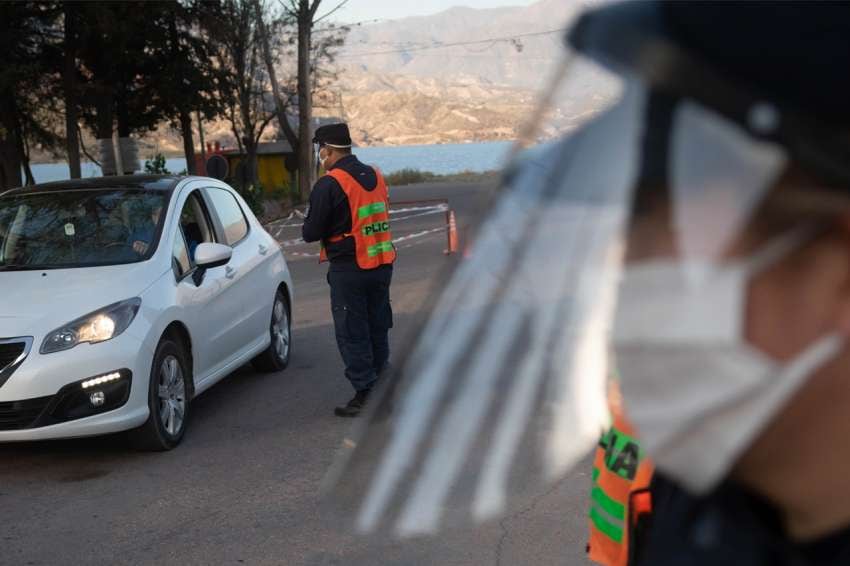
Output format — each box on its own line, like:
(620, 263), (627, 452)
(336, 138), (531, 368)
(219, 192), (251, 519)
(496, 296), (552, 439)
(77, 124), (100, 167)
(309, 0), (323, 19)
(314, 0), (349, 24)
(254, 112), (276, 145)
(278, 0), (298, 17)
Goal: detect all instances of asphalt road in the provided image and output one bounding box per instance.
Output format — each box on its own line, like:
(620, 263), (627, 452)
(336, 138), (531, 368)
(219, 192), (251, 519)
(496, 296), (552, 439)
(0, 182), (593, 566)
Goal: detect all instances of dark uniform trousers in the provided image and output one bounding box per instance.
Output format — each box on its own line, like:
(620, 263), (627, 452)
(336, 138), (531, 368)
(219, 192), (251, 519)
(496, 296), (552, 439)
(328, 264), (393, 392)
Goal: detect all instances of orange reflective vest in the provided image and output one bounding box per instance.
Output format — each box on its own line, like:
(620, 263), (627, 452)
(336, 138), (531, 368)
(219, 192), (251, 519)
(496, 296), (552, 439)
(587, 380), (654, 566)
(319, 167), (396, 269)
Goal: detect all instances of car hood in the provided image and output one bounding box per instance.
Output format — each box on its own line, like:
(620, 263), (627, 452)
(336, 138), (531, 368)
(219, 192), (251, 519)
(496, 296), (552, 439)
(0, 263), (161, 338)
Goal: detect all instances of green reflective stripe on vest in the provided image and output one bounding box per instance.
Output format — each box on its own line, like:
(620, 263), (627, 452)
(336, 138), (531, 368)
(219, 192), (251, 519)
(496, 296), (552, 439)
(367, 241), (394, 257)
(358, 202), (386, 219)
(592, 467), (600, 482)
(591, 485), (626, 520)
(589, 506), (624, 543)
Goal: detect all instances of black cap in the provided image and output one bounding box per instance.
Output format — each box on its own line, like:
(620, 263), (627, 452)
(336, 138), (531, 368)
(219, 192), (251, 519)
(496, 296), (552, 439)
(312, 123), (352, 147)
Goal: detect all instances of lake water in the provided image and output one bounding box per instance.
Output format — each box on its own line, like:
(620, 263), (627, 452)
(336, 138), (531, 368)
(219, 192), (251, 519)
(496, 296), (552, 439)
(28, 141), (515, 185)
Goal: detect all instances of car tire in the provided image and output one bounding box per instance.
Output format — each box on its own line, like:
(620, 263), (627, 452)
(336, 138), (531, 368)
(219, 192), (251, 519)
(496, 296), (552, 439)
(130, 337), (191, 451)
(251, 289), (291, 373)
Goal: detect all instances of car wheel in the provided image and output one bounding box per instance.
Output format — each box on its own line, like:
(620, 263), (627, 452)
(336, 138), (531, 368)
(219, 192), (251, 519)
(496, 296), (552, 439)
(251, 289), (291, 373)
(130, 337), (190, 451)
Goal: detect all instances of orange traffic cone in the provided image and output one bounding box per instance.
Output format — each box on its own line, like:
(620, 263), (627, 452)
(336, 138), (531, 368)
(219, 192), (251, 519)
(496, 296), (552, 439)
(444, 209), (459, 255)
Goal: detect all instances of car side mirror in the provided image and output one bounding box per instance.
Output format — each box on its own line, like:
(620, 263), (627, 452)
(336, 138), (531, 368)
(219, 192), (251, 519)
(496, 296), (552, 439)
(192, 243), (232, 286)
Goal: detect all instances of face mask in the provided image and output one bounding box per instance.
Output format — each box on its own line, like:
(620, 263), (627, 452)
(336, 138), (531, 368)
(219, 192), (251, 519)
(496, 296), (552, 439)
(613, 227), (844, 494)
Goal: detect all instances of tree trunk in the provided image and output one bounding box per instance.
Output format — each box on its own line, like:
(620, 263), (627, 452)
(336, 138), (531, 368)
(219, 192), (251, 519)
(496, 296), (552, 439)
(238, 74), (258, 186)
(63, 4), (81, 179)
(254, 0), (300, 197)
(20, 148), (35, 186)
(246, 144), (258, 189)
(95, 92), (114, 140)
(0, 90), (24, 190)
(296, 2), (314, 201)
(115, 86), (130, 138)
(180, 108), (196, 174)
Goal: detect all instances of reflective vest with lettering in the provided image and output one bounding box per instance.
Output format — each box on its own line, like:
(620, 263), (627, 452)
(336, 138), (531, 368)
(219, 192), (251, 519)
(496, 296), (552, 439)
(319, 167), (396, 269)
(587, 380), (654, 566)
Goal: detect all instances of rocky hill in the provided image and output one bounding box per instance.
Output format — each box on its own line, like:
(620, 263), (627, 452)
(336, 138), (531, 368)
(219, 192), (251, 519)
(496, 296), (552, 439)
(340, 0), (581, 90)
(314, 0), (618, 145)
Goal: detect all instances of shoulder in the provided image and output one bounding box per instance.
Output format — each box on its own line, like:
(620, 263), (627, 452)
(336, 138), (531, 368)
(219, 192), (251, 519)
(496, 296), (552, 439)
(311, 174), (342, 196)
(339, 157), (378, 190)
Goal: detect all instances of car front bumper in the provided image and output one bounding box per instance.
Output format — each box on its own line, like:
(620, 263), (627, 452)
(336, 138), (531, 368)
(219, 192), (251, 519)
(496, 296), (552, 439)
(0, 332), (154, 442)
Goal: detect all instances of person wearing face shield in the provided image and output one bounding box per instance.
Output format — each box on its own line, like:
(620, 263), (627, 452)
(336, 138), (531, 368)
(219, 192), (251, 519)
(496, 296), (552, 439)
(565, 2), (850, 564)
(302, 123), (395, 417)
(318, 2), (850, 561)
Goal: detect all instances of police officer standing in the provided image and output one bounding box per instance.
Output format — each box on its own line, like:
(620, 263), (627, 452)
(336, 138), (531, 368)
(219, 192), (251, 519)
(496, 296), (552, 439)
(302, 123), (395, 417)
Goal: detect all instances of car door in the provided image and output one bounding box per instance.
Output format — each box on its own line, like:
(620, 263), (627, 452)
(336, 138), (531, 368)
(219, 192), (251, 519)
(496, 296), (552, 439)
(200, 186), (267, 352)
(171, 188), (246, 383)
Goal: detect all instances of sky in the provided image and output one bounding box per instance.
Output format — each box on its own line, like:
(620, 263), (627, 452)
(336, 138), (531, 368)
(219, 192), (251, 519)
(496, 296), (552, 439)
(324, 0), (540, 24)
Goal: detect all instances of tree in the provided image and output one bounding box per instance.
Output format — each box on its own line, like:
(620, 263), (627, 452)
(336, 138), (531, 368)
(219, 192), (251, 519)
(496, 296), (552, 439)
(62, 2), (81, 179)
(75, 3), (180, 174)
(0, 2), (63, 189)
(148, 2), (229, 175)
(259, 0), (348, 202)
(202, 0), (279, 188)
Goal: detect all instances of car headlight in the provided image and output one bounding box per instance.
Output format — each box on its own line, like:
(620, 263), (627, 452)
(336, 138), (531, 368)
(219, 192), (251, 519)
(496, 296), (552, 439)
(41, 298), (142, 354)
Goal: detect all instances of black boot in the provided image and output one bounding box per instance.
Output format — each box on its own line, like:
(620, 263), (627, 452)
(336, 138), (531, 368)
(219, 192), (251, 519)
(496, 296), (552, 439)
(334, 390), (370, 417)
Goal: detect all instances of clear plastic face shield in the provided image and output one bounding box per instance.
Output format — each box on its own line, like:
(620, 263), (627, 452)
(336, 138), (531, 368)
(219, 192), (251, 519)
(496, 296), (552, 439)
(321, 3), (850, 537)
(613, 99), (849, 495)
(322, 59), (643, 535)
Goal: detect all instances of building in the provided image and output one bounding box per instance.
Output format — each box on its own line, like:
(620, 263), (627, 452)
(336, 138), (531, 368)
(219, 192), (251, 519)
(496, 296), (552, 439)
(195, 117), (342, 194)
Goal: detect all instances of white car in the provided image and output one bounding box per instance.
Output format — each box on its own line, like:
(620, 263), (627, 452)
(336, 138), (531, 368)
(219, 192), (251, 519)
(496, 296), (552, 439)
(0, 175), (293, 449)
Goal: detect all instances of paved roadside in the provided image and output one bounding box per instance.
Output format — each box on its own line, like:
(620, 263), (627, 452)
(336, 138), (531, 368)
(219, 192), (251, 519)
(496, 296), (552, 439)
(0, 182), (593, 566)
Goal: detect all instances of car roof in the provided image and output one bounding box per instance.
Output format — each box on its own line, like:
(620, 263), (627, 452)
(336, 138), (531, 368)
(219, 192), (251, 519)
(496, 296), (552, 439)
(3, 175), (184, 196)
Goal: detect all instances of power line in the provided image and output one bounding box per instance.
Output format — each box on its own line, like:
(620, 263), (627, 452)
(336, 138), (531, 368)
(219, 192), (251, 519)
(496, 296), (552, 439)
(337, 27), (566, 58)
(314, 17), (384, 34)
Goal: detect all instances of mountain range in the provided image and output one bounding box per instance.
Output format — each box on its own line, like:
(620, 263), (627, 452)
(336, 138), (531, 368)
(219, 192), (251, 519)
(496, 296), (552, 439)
(123, 0), (619, 159)
(318, 0), (619, 146)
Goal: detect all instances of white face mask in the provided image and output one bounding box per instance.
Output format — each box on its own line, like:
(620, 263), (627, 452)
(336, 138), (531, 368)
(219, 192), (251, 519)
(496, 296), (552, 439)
(613, 228), (844, 494)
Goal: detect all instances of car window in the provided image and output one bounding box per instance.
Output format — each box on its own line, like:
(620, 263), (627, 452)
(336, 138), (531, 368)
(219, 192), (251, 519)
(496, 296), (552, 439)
(0, 189), (166, 270)
(172, 232), (191, 279)
(178, 191), (215, 264)
(206, 188), (249, 246)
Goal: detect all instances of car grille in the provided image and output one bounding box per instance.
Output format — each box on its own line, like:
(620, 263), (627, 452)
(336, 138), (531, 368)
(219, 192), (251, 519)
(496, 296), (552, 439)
(0, 342), (26, 370)
(0, 338), (32, 389)
(0, 396), (51, 430)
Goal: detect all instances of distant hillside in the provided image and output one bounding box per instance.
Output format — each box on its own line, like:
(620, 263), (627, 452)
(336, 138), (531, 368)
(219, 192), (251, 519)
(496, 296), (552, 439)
(340, 0), (581, 90)
(319, 0), (619, 145)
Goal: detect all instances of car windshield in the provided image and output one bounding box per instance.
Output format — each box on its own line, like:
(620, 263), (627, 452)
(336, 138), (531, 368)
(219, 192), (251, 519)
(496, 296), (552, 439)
(0, 189), (168, 270)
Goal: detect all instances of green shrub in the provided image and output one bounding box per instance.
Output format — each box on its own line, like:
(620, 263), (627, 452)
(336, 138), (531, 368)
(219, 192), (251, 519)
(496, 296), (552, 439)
(237, 184), (265, 217)
(144, 153), (171, 175)
(383, 168), (437, 186)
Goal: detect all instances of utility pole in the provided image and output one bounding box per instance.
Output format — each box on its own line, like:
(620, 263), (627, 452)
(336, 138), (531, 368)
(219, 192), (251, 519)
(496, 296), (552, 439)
(296, 0), (321, 197)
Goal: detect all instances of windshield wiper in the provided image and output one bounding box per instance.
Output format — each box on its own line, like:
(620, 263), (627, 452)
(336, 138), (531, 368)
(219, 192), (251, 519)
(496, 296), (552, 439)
(0, 264), (46, 271)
